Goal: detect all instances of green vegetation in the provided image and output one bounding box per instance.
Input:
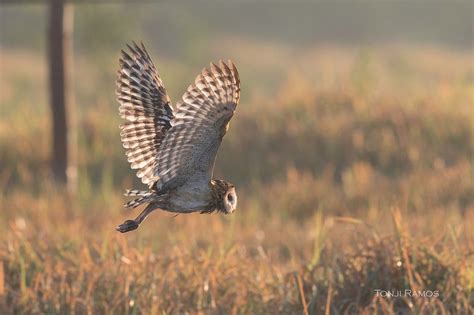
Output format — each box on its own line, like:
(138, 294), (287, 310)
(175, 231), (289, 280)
(0, 41), (473, 313)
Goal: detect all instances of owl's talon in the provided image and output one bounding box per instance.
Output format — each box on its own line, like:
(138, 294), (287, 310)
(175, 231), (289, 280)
(116, 220), (139, 233)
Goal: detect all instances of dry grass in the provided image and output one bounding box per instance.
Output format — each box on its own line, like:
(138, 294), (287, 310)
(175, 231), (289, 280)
(0, 42), (473, 314)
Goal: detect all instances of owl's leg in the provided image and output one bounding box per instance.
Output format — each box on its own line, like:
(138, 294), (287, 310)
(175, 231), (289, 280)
(116, 203), (157, 233)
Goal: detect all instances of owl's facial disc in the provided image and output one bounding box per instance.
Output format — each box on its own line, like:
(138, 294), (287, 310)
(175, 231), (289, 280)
(224, 187), (237, 214)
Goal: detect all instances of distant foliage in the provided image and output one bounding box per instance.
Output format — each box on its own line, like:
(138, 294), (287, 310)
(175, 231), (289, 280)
(0, 44), (472, 313)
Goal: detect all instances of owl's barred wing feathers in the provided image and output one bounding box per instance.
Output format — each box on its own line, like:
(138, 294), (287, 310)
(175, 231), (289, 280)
(116, 42), (174, 186)
(117, 42), (240, 192)
(153, 61), (240, 191)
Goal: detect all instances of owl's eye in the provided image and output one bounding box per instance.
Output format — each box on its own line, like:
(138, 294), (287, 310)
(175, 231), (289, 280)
(227, 194), (233, 202)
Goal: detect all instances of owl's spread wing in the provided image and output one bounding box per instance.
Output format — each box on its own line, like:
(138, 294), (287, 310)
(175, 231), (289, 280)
(116, 42), (174, 186)
(152, 61), (240, 191)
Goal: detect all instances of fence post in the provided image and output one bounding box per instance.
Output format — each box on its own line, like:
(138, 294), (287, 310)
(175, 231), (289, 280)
(48, 0), (76, 193)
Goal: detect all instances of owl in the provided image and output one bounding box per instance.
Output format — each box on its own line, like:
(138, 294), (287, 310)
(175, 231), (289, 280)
(115, 42), (240, 233)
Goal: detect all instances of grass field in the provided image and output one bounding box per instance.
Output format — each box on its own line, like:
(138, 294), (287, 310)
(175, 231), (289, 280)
(0, 41), (473, 314)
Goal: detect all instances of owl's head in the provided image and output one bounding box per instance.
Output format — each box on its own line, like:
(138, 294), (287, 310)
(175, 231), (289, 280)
(212, 179), (237, 214)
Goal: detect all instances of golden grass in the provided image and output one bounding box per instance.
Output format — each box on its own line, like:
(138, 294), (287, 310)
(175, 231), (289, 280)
(0, 43), (473, 313)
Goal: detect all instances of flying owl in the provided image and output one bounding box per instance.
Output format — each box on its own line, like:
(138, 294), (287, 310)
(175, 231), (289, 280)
(115, 42), (240, 233)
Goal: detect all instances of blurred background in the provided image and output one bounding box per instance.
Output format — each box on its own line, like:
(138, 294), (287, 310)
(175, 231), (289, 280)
(0, 1), (473, 313)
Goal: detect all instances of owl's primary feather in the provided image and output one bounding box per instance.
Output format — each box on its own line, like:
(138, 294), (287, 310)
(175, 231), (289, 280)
(117, 42), (174, 186)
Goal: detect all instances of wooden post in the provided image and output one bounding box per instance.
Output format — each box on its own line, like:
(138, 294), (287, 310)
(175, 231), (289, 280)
(48, 0), (76, 192)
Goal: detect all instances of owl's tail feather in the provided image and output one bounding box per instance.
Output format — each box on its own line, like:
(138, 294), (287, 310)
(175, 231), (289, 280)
(124, 189), (150, 196)
(124, 196), (149, 209)
(123, 190), (155, 208)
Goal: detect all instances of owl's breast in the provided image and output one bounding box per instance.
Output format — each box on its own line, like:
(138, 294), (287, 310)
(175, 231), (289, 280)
(167, 184), (211, 212)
